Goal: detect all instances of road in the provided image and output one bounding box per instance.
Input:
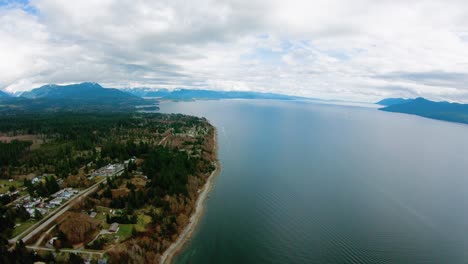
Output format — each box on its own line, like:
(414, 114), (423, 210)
(9, 176), (108, 245)
(34, 223), (56, 247)
(158, 133), (170, 146)
(26, 245), (104, 257)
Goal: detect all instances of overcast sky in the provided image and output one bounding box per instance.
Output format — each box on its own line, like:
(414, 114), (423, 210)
(2, 0), (468, 102)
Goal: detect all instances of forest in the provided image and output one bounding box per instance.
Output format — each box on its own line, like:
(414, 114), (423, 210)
(0, 141), (32, 167)
(0, 112), (206, 179)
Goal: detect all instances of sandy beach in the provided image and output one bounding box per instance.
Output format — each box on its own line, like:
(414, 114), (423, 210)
(160, 130), (220, 264)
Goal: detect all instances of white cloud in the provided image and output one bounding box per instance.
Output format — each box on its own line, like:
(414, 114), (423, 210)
(2, 0), (468, 102)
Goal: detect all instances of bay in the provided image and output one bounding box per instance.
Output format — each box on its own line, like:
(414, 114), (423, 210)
(159, 99), (468, 264)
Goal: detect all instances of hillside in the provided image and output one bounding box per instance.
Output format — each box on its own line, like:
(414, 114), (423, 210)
(0, 83), (149, 113)
(380, 97), (468, 124)
(0, 91), (11, 98)
(121, 88), (171, 98)
(376, 98), (414, 106)
(22, 82), (141, 101)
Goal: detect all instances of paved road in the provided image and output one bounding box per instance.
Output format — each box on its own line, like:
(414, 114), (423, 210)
(9, 177), (108, 245)
(27, 245), (104, 257)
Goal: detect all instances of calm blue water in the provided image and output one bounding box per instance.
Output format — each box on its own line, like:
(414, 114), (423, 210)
(159, 99), (468, 264)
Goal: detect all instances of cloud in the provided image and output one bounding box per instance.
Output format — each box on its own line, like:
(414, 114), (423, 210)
(1, 0), (468, 102)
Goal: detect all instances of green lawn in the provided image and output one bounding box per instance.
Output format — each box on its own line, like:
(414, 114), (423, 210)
(12, 219), (37, 237)
(116, 224), (133, 241)
(135, 214), (151, 232)
(93, 207), (151, 241)
(0, 179), (24, 194)
(94, 206), (112, 229)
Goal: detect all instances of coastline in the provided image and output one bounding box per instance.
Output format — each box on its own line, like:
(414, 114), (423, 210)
(160, 127), (220, 264)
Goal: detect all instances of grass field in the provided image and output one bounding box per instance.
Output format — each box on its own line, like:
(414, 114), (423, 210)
(135, 214), (151, 232)
(0, 179), (24, 194)
(12, 219), (37, 237)
(116, 224), (133, 241)
(94, 206), (112, 229)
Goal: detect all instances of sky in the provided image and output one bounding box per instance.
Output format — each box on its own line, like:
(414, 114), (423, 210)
(2, 0), (468, 102)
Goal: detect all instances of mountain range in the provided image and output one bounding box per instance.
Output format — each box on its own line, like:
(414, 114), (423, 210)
(376, 98), (414, 106)
(0, 82), (147, 113)
(0, 90), (11, 98)
(378, 97), (468, 124)
(22, 82), (141, 101)
(2, 82), (468, 125)
(121, 88), (302, 100)
(0, 83), (302, 113)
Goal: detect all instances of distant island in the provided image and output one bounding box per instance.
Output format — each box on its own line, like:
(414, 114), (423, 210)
(377, 97), (468, 125)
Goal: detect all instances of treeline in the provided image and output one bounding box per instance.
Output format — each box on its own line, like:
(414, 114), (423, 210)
(99, 144), (200, 199)
(0, 112), (203, 137)
(97, 174), (148, 211)
(24, 176), (60, 197)
(0, 112), (206, 179)
(23, 143), (88, 178)
(0, 140), (32, 166)
(0, 207), (36, 264)
(106, 214), (137, 224)
(101, 140), (151, 161)
(143, 146), (197, 195)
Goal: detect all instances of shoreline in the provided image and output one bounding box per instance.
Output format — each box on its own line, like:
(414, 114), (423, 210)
(160, 128), (220, 264)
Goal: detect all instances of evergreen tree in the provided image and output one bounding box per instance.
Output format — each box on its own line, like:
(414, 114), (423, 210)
(69, 253), (84, 264)
(17, 206), (30, 222)
(34, 209), (43, 220)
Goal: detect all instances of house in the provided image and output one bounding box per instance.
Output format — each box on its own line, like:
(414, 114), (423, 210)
(37, 208), (47, 215)
(109, 222), (119, 233)
(57, 179), (64, 186)
(49, 197), (63, 207)
(51, 190), (64, 198)
(26, 208), (35, 217)
(124, 157), (136, 166)
(32, 176), (43, 184)
(25, 200), (40, 208)
(92, 163), (125, 177)
(62, 190), (73, 199)
(47, 237), (58, 248)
